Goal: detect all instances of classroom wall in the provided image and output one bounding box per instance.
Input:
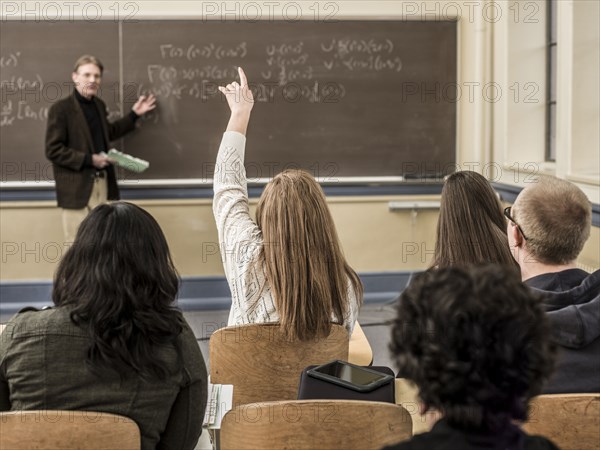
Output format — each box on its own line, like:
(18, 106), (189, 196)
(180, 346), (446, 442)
(492, 0), (600, 203)
(1, 195), (441, 279)
(2, 195), (598, 280)
(1, 1), (598, 283)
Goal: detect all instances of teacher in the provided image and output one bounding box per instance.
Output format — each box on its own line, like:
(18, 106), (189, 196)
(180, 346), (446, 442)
(45, 55), (156, 243)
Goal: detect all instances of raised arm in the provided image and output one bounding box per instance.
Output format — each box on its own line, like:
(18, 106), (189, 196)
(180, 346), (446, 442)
(213, 68), (262, 313)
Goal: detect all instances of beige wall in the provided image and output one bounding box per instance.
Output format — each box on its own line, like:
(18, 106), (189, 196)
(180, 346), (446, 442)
(2, 196), (598, 281)
(0, 196), (439, 280)
(579, 227), (600, 274)
(492, 0), (600, 203)
(569, 0), (600, 184)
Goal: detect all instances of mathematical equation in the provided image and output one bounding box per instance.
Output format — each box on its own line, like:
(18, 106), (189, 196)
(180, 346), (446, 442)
(142, 38), (402, 103)
(0, 99), (48, 127)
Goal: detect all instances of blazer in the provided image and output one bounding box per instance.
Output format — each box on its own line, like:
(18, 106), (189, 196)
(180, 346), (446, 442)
(45, 92), (136, 209)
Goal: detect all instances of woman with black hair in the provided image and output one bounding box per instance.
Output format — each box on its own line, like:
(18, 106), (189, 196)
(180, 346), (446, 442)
(0, 202), (207, 450)
(386, 265), (559, 450)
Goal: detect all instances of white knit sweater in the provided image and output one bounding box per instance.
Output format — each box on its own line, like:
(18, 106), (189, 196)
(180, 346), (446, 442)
(212, 131), (359, 334)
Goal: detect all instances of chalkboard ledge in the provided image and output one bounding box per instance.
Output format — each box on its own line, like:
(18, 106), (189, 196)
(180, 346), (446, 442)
(0, 181), (445, 201)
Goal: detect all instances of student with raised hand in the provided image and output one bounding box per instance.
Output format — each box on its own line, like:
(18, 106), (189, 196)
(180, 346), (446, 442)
(213, 67), (363, 341)
(385, 266), (559, 450)
(0, 202), (207, 450)
(431, 171), (517, 269)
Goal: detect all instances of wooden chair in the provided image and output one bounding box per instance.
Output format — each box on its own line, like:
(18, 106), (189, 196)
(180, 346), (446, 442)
(395, 378), (441, 435)
(0, 410), (140, 450)
(209, 323), (349, 405)
(523, 393), (600, 450)
(220, 400), (412, 450)
(348, 322), (373, 366)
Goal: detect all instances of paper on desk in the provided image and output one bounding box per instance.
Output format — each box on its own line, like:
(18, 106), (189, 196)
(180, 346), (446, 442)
(203, 380), (233, 429)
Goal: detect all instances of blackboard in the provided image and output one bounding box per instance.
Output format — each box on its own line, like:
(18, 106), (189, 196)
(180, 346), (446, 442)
(0, 20), (457, 184)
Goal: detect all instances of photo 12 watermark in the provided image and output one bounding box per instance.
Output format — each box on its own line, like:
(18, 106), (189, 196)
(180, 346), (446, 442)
(1, 241), (75, 264)
(0, 1), (140, 22)
(400, 81), (541, 104)
(227, 401), (340, 424)
(0, 161), (142, 184)
(396, 1), (541, 24)
(198, 2), (340, 22)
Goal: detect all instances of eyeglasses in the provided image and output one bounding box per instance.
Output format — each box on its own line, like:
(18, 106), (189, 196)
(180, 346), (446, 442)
(504, 206), (529, 240)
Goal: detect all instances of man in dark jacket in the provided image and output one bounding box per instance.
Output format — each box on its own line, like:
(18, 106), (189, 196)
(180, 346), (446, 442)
(506, 175), (600, 393)
(45, 55), (156, 242)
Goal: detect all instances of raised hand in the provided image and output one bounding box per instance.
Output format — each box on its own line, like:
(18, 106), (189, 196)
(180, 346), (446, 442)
(132, 94), (157, 116)
(219, 67), (254, 135)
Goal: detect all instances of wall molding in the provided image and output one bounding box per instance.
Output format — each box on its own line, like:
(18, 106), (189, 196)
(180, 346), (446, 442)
(4, 183), (597, 227)
(0, 183), (444, 202)
(0, 271), (413, 319)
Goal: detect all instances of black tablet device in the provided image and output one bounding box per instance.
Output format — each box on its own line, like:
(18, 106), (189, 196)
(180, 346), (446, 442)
(307, 360), (394, 393)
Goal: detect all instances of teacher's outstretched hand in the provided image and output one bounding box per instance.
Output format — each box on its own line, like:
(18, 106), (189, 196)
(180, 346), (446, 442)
(219, 67), (254, 136)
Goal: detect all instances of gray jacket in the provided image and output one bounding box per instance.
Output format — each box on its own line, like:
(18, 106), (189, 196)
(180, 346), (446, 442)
(0, 307), (207, 450)
(527, 269), (600, 394)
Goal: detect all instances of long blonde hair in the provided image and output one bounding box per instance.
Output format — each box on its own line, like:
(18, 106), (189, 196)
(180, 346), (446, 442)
(256, 170), (363, 341)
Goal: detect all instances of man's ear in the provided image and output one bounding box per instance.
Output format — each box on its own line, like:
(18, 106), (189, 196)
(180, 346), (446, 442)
(511, 223), (524, 247)
(71, 72), (78, 83)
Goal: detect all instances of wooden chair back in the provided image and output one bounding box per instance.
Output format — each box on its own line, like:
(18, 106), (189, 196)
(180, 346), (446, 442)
(210, 323), (349, 405)
(0, 410), (140, 449)
(523, 393), (600, 450)
(221, 400), (412, 450)
(348, 322), (373, 366)
(394, 378), (441, 435)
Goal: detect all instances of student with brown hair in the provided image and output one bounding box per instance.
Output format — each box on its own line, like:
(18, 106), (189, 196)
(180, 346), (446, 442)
(213, 68), (363, 341)
(431, 171), (517, 269)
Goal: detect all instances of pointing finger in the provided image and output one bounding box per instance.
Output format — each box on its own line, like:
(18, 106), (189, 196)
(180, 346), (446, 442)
(238, 67), (248, 88)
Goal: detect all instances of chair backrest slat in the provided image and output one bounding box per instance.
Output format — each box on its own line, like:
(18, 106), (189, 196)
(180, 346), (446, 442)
(210, 323), (349, 405)
(0, 410), (140, 450)
(221, 400), (412, 450)
(523, 393), (600, 450)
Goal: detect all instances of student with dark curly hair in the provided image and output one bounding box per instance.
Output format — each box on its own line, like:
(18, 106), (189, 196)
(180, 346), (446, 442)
(0, 202), (207, 450)
(385, 266), (559, 450)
